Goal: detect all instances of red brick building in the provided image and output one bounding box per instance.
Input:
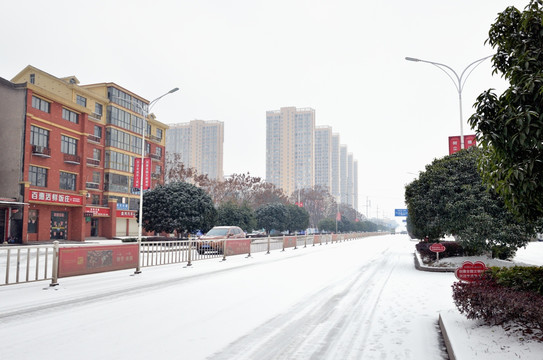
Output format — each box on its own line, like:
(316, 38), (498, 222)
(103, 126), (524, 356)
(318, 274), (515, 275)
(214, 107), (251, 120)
(6, 66), (168, 243)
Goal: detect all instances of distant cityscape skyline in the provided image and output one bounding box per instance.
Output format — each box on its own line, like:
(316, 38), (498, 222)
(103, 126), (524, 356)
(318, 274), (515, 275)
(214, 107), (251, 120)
(266, 106), (359, 210)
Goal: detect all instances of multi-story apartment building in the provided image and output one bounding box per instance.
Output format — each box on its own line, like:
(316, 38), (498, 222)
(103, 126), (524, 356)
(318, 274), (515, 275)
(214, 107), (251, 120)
(339, 145), (348, 204)
(165, 120), (224, 180)
(0, 78), (27, 243)
(314, 126), (332, 192)
(3, 65), (167, 243)
(266, 107), (315, 196)
(347, 152), (354, 207)
(330, 133), (341, 200)
(353, 160), (359, 211)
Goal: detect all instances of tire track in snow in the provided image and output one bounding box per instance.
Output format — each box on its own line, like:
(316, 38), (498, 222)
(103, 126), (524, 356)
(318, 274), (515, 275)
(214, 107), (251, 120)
(209, 249), (399, 360)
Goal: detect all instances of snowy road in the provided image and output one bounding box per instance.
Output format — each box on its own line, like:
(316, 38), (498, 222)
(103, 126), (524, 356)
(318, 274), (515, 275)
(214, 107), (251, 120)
(0, 235), (455, 360)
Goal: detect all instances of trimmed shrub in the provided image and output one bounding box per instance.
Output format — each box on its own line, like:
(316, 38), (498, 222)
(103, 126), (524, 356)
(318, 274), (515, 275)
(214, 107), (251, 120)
(452, 271), (543, 340)
(487, 266), (543, 296)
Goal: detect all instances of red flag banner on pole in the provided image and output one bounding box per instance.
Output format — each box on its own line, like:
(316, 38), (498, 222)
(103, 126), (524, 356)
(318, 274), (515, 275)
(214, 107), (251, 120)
(336, 212), (341, 221)
(133, 157), (151, 190)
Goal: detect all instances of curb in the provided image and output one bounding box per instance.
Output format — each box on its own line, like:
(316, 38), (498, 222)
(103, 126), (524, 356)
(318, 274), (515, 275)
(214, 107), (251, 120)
(413, 251), (456, 272)
(439, 313), (456, 360)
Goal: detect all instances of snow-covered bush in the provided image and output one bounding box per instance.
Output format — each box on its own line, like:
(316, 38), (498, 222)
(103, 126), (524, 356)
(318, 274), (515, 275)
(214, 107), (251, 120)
(452, 269), (543, 340)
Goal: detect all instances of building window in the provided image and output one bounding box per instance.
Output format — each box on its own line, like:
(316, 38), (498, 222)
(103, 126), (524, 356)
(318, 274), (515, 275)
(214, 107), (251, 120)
(30, 126), (49, 147)
(31, 96), (50, 113)
(94, 125), (102, 139)
(93, 148), (101, 161)
(91, 194), (100, 206)
(155, 164), (162, 175)
(156, 128), (163, 140)
(104, 173), (130, 193)
(76, 95), (87, 107)
(92, 171), (101, 184)
(104, 150), (133, 173)
(30, 74), (35, 84)
(61, 136), (78, 155)
(28, 209), (38, 233)
(146, 123), (152, 137)
(95, 103), (103, 115)
(156, 147), (162, 157)
(145, 142), (151, 155)
(29, 166), (47, 187)
(59, 172), (76, 191)
(62, 108), (79, 124)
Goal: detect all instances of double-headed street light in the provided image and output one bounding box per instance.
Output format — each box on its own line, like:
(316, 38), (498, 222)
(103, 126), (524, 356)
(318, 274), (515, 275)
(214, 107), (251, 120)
(405, 55), (492, 150)
(111, 87), (179, 274)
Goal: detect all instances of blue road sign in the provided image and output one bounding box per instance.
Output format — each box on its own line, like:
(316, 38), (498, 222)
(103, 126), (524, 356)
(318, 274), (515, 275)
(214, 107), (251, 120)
(395, 209), (408, 217)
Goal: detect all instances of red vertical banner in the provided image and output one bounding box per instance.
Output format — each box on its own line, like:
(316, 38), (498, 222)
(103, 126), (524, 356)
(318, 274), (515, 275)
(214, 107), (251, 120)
(133, 157), (151, 190)
(134, 157), (142, 189)
(143, 157), (151, 190)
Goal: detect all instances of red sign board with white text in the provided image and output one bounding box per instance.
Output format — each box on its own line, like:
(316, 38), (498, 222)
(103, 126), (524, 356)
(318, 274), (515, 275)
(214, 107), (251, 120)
(84, 206), (110, 217)
(29, 190), (83, 206)
(133, 157), (151, 190)
(449, 135), (477, 155)
(429, 243), (446, 253)
(455, 261), (489, 282)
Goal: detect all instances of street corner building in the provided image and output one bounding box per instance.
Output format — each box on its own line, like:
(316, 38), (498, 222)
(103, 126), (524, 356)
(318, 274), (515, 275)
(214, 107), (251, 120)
(0, 66), (169, 243)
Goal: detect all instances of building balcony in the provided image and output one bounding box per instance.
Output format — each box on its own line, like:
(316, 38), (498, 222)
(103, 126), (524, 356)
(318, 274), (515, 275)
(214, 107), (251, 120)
(86, 158), (100, 167)
(31, 145), (51, 157)
(87, 134), (101, 143)
(85, 182), (100, 190)
(151, 173), (161, 180)
(147, 134), (162, 143)
(89, 112), (102, 122)
(64, 153), (81, 165)
(149, 153), (162, 161)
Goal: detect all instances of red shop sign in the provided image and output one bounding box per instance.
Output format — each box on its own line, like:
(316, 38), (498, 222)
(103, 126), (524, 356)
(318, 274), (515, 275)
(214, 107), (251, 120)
(29, 190), (83, 206)
(116, 210), (136, 218)
(84, 206), (110, 217)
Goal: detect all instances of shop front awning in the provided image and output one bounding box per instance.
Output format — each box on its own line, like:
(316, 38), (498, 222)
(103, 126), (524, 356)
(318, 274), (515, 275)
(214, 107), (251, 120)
(0, 201), (28, 206)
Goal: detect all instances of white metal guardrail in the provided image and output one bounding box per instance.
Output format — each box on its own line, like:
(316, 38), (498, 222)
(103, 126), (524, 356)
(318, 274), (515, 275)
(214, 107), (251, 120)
(0, 244), (55, 286)
(0, 232), (380, 286)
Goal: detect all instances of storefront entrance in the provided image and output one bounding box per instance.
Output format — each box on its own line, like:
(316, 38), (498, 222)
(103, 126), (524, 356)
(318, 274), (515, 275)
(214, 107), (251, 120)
(0, 209), (5, 242)
(50, 211), (68, 240)
(91, 218), (99, 237)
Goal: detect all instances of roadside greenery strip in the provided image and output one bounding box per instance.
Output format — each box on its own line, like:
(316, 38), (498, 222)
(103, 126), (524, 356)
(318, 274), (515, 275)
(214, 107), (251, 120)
(452, 267), (543, 340)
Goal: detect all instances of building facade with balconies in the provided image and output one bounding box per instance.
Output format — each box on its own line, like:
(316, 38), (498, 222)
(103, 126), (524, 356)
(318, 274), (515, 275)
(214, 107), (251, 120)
(7, 66), (168, 242)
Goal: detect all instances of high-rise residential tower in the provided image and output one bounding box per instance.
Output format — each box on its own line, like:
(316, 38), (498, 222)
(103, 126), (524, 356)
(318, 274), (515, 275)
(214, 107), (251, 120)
(266, 107), (315, 196)
(330, 133), (341, 200)
(314, 126), (332, 192)
(166, 120), (224, 180)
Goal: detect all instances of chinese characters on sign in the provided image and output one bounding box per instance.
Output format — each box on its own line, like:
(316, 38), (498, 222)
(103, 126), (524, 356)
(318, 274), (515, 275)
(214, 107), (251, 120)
(29, 190), (83, 205)
(58, 244), (139, 278)
(133, 157), (151, 190)
(84, 206), (110, 217)
(455, 261), (489, 282)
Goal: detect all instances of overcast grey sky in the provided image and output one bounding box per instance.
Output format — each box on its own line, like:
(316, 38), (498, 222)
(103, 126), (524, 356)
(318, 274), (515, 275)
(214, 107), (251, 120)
(1, 0), (527, 221)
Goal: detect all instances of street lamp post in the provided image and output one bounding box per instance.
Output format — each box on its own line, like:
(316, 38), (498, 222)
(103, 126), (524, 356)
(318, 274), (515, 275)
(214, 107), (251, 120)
(111, 87), (179, 274)
(405, 55), (491, 149)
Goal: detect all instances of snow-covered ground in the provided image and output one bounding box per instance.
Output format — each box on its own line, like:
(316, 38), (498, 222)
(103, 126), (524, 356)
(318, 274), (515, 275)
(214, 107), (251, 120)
(0, 235), (542, 359)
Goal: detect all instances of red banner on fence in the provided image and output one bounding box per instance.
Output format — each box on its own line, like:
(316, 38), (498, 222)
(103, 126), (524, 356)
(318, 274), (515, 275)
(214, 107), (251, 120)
(224, 239), (251, 256)
(58, 244), (139, 278)
(283, 236), (297, 249)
